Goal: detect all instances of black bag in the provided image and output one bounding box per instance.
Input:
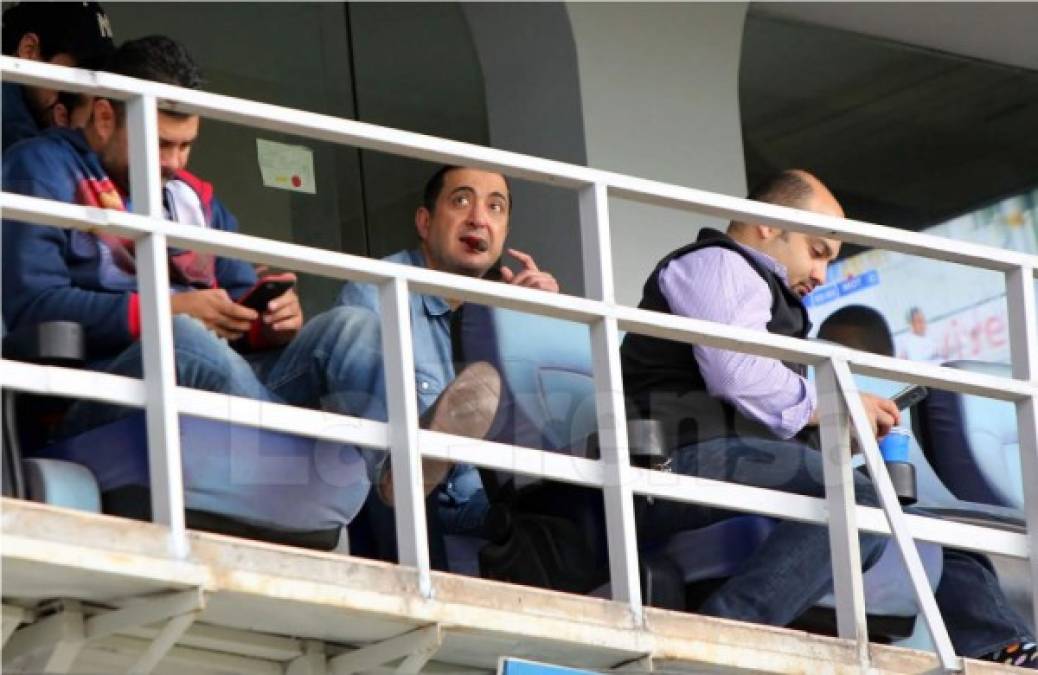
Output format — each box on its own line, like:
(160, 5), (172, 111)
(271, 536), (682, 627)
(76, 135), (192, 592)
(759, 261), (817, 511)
(478, 513), (604, 594)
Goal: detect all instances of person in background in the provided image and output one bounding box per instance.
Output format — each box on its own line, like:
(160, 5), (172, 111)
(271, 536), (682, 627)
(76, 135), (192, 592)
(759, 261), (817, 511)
(3, 37), (502, 537)
(2, 2), (114, 150)
(899, 306), (943, 363)
(817, 304), (895, 357)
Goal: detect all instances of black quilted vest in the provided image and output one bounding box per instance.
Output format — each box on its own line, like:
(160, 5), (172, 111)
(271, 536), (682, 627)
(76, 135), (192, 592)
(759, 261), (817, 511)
(620, 228), (811, 449)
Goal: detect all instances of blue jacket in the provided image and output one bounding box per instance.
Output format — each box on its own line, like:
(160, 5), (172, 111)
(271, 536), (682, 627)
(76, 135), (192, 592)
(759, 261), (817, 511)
(2, 127), (256, 359)
(2, 82), (41, 152)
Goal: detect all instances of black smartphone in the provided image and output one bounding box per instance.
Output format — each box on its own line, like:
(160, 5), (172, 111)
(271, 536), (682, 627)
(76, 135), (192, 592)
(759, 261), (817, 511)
(891, 384), (928, 410)
(237, 277), (294, 312)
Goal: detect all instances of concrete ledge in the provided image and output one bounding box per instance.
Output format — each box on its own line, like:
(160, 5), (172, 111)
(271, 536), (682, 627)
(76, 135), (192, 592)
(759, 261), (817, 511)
(0, 499), (1018, 674)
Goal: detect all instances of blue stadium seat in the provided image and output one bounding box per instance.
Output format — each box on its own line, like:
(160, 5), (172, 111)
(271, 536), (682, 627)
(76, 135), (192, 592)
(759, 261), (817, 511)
(30, 412), (369, 538)
(4, 319), (368, 548)
(914, 361), (1024, 510)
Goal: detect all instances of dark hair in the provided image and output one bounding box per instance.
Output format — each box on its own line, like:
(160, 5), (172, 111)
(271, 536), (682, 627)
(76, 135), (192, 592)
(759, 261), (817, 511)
(2, 2), (114, 67)
(747, 169), (817, 209)
(422, 165), (512, 214)
(817, 304), (895, 357)
(104, 35), (202, 89)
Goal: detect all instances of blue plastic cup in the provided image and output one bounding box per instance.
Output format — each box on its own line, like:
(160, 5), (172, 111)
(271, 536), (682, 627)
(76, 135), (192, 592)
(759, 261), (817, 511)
(878, 427), (911, 463)
(878, 427), (916, 504)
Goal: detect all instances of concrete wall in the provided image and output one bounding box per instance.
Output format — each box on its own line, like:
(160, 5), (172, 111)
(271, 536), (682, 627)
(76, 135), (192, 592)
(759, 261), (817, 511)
(463, 3), (588, 297)
(566, 2), (750, 305)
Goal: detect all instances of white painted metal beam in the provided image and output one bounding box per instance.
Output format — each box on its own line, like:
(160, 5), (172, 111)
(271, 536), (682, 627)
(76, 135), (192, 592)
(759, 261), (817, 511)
(1005, 264), (1038, 633)
(2, 194), (1035, 405)
(176, 387), (388, 451)
(2, 193), (1036, 403)
(328, 625), (442, 675)
(833, 362), (960, 672)
(0, 359), (145, 407)
(286, 640), (327, 675)
(120, 620), (303, 662)
(3, 56), (1038, 274)
(94, 634), (284, 675)
(815, 361), (868, 666)
(1, 605), (27, 647)
(581, 183), (642, 618)
(126, 93), (188, 561)
(1, 54), (1033, 667)
(85, 589), (205, 641)
(379, 277), (432, 598)
(126, 610), (199, 674)
(2, 606), (85, 673)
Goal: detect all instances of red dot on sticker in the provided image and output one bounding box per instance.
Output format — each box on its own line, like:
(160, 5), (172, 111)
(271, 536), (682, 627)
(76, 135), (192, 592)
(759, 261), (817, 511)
(291, 175), (302, 187)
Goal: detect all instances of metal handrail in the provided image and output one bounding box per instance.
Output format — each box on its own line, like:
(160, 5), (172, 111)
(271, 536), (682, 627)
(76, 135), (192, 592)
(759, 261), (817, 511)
(2, 57), (1035, 672)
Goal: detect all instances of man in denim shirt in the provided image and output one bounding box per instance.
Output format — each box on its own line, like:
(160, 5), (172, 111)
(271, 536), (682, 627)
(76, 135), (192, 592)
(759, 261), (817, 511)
(337, 166), (558, 564)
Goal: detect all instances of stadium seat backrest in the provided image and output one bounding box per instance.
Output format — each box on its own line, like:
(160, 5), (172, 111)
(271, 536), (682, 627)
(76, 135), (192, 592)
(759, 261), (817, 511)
(457, 304), (598, 453)
(915, 361), (1022, 509)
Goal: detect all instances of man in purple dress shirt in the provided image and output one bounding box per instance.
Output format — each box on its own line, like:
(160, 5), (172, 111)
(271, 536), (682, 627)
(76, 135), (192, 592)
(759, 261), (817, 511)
(621, 170), (1035, 664)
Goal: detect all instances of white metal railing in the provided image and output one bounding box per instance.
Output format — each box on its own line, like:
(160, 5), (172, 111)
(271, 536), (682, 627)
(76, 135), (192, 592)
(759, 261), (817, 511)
(1, 56), (1036, 672)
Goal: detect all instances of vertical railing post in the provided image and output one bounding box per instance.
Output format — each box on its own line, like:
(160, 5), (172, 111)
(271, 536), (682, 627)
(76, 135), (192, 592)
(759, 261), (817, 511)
(379, 277), (431, 598)
(127, 94), (188, 558)
(579, 182), (642, 621)
(831, 361), (960, 671)
(814, 359), (869, 667)
(1006, 265), (1038, 632)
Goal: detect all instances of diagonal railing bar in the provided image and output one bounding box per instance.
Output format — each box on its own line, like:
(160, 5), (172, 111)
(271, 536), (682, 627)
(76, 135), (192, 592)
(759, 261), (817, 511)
(832, 362), (960, 672)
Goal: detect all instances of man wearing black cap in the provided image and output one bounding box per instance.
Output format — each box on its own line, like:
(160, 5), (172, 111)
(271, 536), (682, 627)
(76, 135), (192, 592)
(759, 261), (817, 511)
(2, 1), (114, 150)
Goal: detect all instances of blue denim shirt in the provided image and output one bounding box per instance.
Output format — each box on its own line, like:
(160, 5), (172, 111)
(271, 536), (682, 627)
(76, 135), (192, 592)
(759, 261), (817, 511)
(336, 249), (482, 508)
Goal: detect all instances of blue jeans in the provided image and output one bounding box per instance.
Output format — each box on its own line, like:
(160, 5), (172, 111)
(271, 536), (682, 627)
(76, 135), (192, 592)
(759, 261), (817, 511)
(62, 307), (387, 466)
(61, 308), (483, 535)
(57, 307), (381, 523)
(638, 435), (1034, 658)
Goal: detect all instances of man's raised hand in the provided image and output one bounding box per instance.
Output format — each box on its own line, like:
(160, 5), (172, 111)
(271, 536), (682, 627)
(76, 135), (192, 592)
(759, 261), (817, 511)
(498, 248), (559, 293)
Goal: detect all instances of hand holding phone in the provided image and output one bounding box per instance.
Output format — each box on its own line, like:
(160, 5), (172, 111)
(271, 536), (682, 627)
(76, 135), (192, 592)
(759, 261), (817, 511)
(238, 275), (295, 312)
(891, 384), (928, 410)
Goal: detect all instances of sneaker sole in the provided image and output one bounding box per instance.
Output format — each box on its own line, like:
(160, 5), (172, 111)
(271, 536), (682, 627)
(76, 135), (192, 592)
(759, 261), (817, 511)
(425, 360), (501, 441)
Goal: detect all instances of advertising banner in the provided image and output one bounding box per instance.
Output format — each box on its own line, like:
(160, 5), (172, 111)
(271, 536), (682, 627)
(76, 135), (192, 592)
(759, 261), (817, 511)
(805, 189), (1038, 364)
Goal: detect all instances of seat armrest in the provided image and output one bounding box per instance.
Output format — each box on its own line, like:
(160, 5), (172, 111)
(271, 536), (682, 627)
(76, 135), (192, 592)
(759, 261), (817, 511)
(2, 321), (85, 365)
(628, 419), (667, 462)
(23, 458), (101, 513)
(579, 419), (670, 467)
(912, 504), (1027, 533)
